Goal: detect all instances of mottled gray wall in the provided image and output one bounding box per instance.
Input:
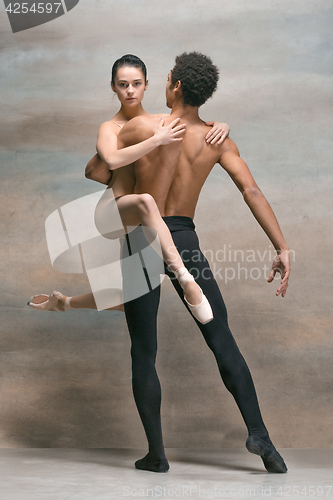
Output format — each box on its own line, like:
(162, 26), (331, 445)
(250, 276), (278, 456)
(1, 0), (332, 449)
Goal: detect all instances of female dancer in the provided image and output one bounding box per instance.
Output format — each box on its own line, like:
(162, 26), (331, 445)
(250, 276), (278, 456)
(29, 55), (230, 324)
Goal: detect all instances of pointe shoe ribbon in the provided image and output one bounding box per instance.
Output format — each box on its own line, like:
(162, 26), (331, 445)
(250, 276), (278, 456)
(28, 291), (72, 312)
(174, 267), (213, 324)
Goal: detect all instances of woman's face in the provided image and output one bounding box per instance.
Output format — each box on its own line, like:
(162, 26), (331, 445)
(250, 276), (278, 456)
(111, 66), (148, 106)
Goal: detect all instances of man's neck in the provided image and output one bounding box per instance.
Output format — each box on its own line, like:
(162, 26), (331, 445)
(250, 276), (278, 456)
(170, 100), (200, 122)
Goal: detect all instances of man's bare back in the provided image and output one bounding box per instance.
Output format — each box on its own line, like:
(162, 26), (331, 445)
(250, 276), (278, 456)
(118, 113), (231, 219)
(118, 109), (290, 298)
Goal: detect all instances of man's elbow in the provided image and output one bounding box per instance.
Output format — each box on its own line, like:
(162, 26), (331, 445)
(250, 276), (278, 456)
(85, 164), (92, 179)
(85, 155), (102, 179)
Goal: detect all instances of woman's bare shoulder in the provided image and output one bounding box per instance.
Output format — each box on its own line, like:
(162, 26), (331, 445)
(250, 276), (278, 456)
(98, 119), (124, 135)
(153, 113), (169, 118)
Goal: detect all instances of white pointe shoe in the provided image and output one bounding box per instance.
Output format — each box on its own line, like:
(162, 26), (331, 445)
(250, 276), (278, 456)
(28, 291), (73, 312)
(174, 267), (214, 324)
(183, 289), (214, 325)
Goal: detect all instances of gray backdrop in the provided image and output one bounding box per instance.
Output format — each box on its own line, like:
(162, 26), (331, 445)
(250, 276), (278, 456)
(0, 0), (332, 448)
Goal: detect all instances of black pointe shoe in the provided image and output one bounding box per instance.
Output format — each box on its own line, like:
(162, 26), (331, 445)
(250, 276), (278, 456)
(135, 453), (169, 473)
(246, 435), (288, 473)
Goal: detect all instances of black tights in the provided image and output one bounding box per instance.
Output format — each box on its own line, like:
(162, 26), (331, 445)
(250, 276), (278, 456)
(123, 216), (268, 459)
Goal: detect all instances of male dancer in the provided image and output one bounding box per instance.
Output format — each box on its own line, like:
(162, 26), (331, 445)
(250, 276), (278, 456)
(87, 52), (290, 474)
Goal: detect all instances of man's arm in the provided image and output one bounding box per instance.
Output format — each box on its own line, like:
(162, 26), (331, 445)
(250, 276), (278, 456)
(84, 121), (120, 185)
(219, 138), (290, 297)
(117, 115), (181, 150)
(85, 154), (112, 185)
(85, 118), (156, 185)
(116, 116), (153, 150)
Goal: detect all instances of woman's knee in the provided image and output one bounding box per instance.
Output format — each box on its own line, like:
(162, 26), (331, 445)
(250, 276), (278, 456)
(137, 193), (158, 215)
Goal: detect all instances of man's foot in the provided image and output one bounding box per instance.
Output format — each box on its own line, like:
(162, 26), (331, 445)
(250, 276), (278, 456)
(28, 291), (72, 312)
(135, 453), (169, 473)
(246, 435), (288, 473)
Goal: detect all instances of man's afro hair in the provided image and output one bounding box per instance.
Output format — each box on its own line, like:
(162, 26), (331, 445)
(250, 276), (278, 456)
(171, 52), (219, 107)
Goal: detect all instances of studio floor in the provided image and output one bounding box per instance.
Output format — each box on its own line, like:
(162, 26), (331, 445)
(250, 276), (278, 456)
(0, 448), (332, 500)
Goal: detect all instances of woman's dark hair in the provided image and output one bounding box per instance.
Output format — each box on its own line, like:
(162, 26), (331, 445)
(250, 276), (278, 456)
(170, 52), (219, 107)
(111, 54), (147, 84)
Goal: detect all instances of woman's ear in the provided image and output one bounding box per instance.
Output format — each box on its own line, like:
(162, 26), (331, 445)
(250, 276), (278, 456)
(110, 81), (116, 93)
(144, 79), (149, 90)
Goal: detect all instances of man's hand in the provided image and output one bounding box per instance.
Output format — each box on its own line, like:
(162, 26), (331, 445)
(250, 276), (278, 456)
(205, 121), (230, 145)
(267, 249), (290, 297)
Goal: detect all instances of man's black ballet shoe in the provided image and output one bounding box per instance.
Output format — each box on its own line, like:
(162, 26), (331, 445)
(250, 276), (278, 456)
(135, 454), (169, 473)
(246, 435), (288, 473)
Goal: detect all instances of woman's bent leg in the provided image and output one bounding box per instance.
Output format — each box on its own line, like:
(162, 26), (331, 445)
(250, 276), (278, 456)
(116, 194), (206, 308)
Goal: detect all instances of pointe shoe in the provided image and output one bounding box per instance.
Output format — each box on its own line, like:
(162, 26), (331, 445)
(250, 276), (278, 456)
(184, 289), (214, 324)
(174, 267), (213, 324)
(28, 291), (72, 312)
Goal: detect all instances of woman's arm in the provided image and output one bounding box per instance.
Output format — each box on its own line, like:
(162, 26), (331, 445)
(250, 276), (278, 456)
(85, 117), (185, 184)
(96, 118), (186, 171)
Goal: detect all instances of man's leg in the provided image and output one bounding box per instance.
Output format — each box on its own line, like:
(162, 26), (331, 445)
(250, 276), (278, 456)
(122, 227), (169, 472)
(164, 218), (287, 473)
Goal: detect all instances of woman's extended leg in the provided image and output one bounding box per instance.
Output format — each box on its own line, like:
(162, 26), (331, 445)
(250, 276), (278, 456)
(28, 291), (124, 312)
(115, 193), (212, 322)
(71, 293), (124, 311)
(29, 193), (211, 320)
